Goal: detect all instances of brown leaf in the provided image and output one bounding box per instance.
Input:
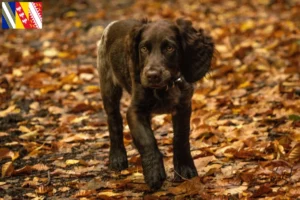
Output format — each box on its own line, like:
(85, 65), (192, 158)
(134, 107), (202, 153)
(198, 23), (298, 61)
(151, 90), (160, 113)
(215, 140), (244, 157)
(194, 155), (216, 169)
(70, 103), (96, 113)
(0, 132), (9, 137)
(97, 191), (121, 198)
(1, 162), (14, 177)
(211, 65), (234, 79)
(60, 73), (81, 84)
(32, 163), (49, 171)
(252, 184), (272, 198)
(288, 143), (300, 162)
(272, 140), (286, 159)
(74, 190), (94, 198)
(0, 148), (10, 160)
(223, 185), (248, 195)
(61, 133), (93, 143)
(58, 186), (70, 192)
(240, 20), (255, 32)
(216, 177), (242, 187)
(19, 131), (38, 140)
(23, 72), (51, 89)
(19, 125), (31, 133)
(79, 73), (94, 81)
(168, 177), (203, 195)
(83, 178), (106, 190)
(84, 85), (100, 94)
(0, 182), (6, 186)
(190, 124), (212, 139)
(35, 185), (53, 195)
(288, 187), (300, 198)
(13, 165), (32, 175)
(40, 84), (61, 94)
(51, 168), (77, 176)
(261, 160), (292, 168)
(65, 159), (80, 166)
(0, 105), (20, 117)
(22, 179), (39, 188)
(240, 171), (255, 183)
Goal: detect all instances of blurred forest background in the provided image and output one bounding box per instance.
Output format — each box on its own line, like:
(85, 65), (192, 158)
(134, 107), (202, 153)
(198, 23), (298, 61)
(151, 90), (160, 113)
(0, 0), (299, 199)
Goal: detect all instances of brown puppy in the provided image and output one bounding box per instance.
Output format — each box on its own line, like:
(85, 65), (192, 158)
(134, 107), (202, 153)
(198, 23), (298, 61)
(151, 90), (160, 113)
(97, 19), (214, 190)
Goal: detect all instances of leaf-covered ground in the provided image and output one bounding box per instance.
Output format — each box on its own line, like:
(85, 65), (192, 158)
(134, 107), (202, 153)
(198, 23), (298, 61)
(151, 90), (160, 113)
(0, 0), (299, 199)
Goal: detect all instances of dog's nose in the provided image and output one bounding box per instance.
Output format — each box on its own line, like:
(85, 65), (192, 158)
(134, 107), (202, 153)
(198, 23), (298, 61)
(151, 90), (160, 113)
(146, 70), (161, 83)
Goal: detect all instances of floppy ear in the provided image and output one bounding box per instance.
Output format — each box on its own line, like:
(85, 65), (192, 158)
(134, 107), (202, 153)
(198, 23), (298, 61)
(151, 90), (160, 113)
(127, 19), (149, 83)
(176, 19), (214, 83)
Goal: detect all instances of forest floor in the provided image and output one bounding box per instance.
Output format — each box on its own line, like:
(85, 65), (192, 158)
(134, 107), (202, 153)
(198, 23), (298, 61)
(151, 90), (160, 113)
(0, 0), (299, 199)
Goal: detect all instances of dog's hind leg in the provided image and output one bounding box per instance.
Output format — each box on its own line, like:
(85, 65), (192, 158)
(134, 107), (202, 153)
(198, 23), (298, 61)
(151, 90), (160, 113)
(97, 37), (128, 171)
(99, 70), (128, 171)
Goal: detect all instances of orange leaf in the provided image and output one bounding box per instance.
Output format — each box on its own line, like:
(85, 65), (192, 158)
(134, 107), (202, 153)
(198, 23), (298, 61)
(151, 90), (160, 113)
(61, 73), (79, 84)
(74, 190), (93, 198)
(0, 148), (10, 160)
(0, 132), (9, 137)
(84, 85), (100, 94)
(32, 163), (49, 171)
(1, 162), (14, 177)
(35, 185), (52, 194)
(13, 165), (32, 175)
(288, 143), (300, 162)
(168, 177), (203, 195)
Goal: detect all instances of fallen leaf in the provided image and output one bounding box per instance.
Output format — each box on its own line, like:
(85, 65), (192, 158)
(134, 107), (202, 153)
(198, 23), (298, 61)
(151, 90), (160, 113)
(97, 191), (121, 197)
(32, 163), (49, 171)
(240, 20), (255, 32)
(1, 162), (14, 177)
(19, 131), (39, 140)
(0, 105), (20, 117)
(61, 133), (93, 143)
(0, 132), (9, 137)
(19, 126), (31, 133)
(84, 85), (100, 93)
(194, 155), (216, 169)
(35, 185), (53, 195)
(0, 148), (10, 160)
(168, 177), (203, 195)
(13, 165), (32, 175)
(252, 184), (272, 198)
(288, 187), (300, 198)
(58, 187), (70, 192)
(43, 48), (58, 57)
(288, 143), (300, 162)
(66, 159), (80, 166)
(223, 185), (248, 195)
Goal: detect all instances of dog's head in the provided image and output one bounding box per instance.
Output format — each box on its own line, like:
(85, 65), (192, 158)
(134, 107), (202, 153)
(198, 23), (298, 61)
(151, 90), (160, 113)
(128, 19), (214, 89)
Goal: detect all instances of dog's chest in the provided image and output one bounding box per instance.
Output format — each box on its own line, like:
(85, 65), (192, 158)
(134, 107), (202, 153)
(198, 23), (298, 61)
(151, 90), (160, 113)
(151, 88), (182, 114)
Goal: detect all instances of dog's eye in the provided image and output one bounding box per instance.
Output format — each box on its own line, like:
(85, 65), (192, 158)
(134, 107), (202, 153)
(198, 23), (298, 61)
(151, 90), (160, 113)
(140, 47), (148, 53)
(166, 46), (175, 53)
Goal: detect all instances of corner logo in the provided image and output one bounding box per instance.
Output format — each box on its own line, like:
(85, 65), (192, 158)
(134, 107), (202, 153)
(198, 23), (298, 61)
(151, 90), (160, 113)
(2, 2), (42, 29)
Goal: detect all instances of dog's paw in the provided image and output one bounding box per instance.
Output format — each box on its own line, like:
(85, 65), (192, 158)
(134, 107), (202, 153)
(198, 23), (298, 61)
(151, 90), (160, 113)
(142, 154), (166, 190)
(174, 164), (198, 181)
(109, 148), (128, 171)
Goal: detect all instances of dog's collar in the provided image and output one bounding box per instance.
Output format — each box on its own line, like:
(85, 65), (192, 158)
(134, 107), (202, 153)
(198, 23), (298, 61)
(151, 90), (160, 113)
(153, 75), (183, 92)
(153, 75), (184, 100)
(166, 75), (184, 91)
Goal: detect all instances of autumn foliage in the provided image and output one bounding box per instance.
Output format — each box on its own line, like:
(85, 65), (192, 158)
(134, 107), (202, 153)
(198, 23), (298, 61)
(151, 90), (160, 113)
(0, 0), (299, 199)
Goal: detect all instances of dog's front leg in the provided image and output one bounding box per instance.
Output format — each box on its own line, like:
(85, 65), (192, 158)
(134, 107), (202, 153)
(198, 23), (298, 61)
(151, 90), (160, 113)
(127, 106), (166, 190)
(172, 103), (198, 181)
